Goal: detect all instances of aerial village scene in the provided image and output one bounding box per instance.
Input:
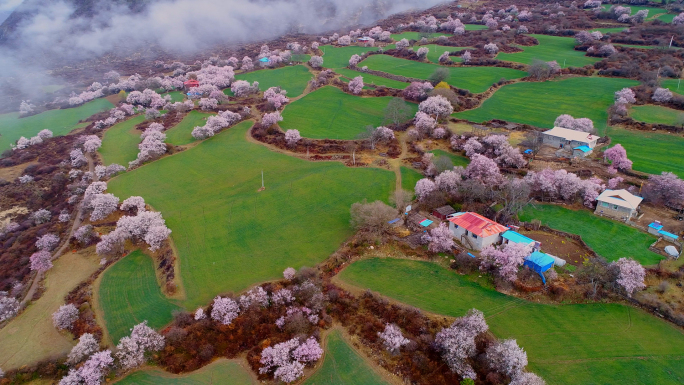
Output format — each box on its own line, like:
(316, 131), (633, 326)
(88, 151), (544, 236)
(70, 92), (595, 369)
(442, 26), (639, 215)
(1, 0), (684, 384)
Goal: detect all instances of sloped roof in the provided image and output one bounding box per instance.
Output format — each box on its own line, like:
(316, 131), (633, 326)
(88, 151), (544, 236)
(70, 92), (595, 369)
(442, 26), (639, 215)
(573, 145), (591, 153)
(434, 205), (457, 215)
(596, 189), (643, 210)
(502, 231), (535, 245)
(448, 212), (508, 238)
(525, 251), (555, 269)
(543, 127), (599, 143)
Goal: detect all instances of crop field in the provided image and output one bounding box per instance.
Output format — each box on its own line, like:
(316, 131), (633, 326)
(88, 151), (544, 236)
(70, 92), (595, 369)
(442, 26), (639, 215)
(304, 329), (390, 385)
(496, 35), (600, 68)
(630, 104), (682, 125)
(0, 98), (113, 153)
(600, 5), (673, 22)
(280, 86), (418, 139)
(98, 251), (181, 343)
(359, 55), (527, 93)
(232, 65), (312, 97)
(335, 68), (410, 89)
(465, 24), (488, 30)
(158, 91), (185, 103)
(605, 127), (684, 177)
(320, 45), (381, 69)
(454, 77), (639, 135)
(165, 111), (214, 146)
(429, 149), (469, 167)
(661, 78), (684, 95)
(400, 166), (423, 194)
(410, 44), (470, 63)
(116, 359), (255, 384)
(339, 258), (684, 385)
(590, 27), (628, 34)
(0, 251), (101, 371)
(390, 32), (448, 41)
(107, 122), (394, 308)
(99, 115), (145, 166)
(519, 204), (662, 265)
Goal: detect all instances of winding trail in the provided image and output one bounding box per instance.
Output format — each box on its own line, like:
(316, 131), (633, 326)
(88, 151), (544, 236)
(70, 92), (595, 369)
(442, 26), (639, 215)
(20, 154), (95, 308)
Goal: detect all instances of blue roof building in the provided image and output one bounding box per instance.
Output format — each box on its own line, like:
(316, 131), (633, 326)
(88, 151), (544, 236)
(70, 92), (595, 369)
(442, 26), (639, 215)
(259, 57), (270, 63)
(524, 251), (555, 284)
(502, 230), (536, 247)
(572, 145), (593, 158)
(648, 221), (680, 243)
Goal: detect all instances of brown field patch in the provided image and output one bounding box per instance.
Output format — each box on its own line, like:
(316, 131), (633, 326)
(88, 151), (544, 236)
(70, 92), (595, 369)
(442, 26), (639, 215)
(521, 230), (594, 266)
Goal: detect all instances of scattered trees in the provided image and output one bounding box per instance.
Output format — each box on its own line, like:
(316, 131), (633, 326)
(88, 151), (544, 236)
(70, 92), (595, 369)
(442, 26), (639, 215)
(0, 294), (20, 322)
(480, 242), (532, 282)
(211, 296), (240, 325)
(603, 144), (632, 172)
(612, 258), (645, 297)
(426, 222), (455, 253)
(435, 308), (489, 379)
(350, 200), (397, 234)
(67, 333), (100, 365)
(309, 56), (323, 68)
(30, 250), (53, 272)
(115, 321), (165, 370)
(378, 324), (410, 354)
(383, 97), (413, 127)
(348, 76), (364, 94)
(285, 129), (301, 147)
(52, 304), (79, 330)
(419, 95), (453, 119)
(553, 114), (595, 133)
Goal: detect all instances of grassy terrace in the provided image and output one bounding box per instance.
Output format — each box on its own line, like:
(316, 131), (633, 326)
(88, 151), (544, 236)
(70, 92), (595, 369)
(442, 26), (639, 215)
(99, 115), (145, 166)
(410, 44), (471, 63)
(390, 32), (448, 41)
(339, 258), (684, 385)
(661, 78), (684, 95)
(629, 104), (682, 126)
(335, 68), (409, 89)
(165, 110), (214, 146)
(280, 86), (417, 139)
(600, 4), (674, 22)
(400, 166), (423, 193)
(455, 77), (639, 135)
(116, 359), (255, 384)
(496, 35), (600, 68)
(519, 204), (662, 265)
(231, 65), (312, 97)
(320, 45), (381, 69)
(98, 251), (180, 343)
(359, 55), (527, 93)
(0, 98), (113, 153)
(606, 127), (684, 177)
(107, 121), (394, 308)
(304, 330), (390, 385)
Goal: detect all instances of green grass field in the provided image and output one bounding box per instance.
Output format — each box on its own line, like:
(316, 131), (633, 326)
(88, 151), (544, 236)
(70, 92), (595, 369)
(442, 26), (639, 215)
(605, 127), (684, 177)
(98, 251), (181, 343)
(304, 329), (390, 385)
(496, 35), (600, 68)
(99, 115), (145, 166)
(280, 86), (418, 139)
(158, 91), (185, 103)
(231, 65), (312, 97)
(429, 149), (470, 168)
(359, 55), (527, 93)
(519, 204), (662, 265)
(335, 68), (410, 89)
(590, 27), (628, 34)
(410, 44), (470, 63)
(629, 104), (683, 125)
(601, 4), (673, 21)
(0, 98), (113, 153)
(339, 258), (684, 385)
(465, 24), (488, 31)
(455, 77), (639, 135)
(116, 359), (255, 384)
(107, 121), (394, 308)
(661, 78), (684, 95)
(320, 45), (380, 69)
(400, 166), (423, 193)
(390, 32), (449, 41)
(165, 111), (215, 146)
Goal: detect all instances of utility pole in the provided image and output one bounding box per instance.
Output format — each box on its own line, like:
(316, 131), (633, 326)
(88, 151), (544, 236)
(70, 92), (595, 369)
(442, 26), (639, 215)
(261, 170), (264, 189)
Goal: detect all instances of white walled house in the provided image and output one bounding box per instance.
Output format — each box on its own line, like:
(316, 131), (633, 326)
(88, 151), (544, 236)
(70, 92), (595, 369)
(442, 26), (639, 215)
(448, 212), (508, 251)
(542, 127), (599, 152)
(594, 189), (643, 220)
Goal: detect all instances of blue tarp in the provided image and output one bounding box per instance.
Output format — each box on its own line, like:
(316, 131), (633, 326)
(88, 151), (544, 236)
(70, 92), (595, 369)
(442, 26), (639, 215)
(524, 251), (555, 284)
(524, 149), (533, 154)
(573, 145), (591, 153)
(388, 218), (400, 224)
(502, 231), (535, 245)
(467, 253), (476, 258)
(259, 57), (270, 62)
(419, 219), (433, 227)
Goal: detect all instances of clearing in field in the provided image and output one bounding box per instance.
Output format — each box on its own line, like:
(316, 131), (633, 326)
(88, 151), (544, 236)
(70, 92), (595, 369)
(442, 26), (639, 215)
(99, 115), (145, 166)
(519, 204), (662, 265)
(115, 358), (256, 384)
(454, 77), (639, 134)
(359, 55), (527, 93)
(629, 104), (683, 126)
(107, 121), (394, 309)
(319, 45), (380, 69)
(0, 250), (101, 370)
(280, 86), (418, 139)
(0, 98), (114, 153)
(605, 127), (684, 177)
(231, 65), (312, 97)
(339, 258), (684, 385)
(165, 111), (215, 146)
(335, 68), (410, 89)
(429, 149), (469, 168)
(304, 329), (390, 385)
(410, 44), (470, 63)
(97, 250), (181, 344)
(496, 35), (600, 68)
(400, 166), (423, 193)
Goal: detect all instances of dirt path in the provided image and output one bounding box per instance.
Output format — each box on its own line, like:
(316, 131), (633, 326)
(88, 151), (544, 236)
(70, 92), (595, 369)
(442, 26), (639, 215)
(20, 154), (94, 307)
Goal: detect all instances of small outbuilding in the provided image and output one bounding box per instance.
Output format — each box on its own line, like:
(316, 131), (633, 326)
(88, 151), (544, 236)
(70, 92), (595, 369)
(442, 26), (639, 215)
(183, 79), (199, 89)
(502, 230), (536, 248)
(594, 189), (643, 220)
(432, 205), (457, 220)
(524, 251), (555, 284)
(648, 221), (680, 243)
(448, 212), (508, 251)
(572, 145), (592, 158)
(542, 127), (599, 151)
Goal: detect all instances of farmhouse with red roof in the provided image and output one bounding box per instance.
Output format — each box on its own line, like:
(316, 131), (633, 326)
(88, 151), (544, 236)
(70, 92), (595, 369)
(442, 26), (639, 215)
(447, 212), (508, 251)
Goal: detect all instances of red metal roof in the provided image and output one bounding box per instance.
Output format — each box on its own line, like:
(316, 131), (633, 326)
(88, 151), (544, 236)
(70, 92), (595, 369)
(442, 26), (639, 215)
(448, 212), (508, 238)
(184, 79), (199, 87)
